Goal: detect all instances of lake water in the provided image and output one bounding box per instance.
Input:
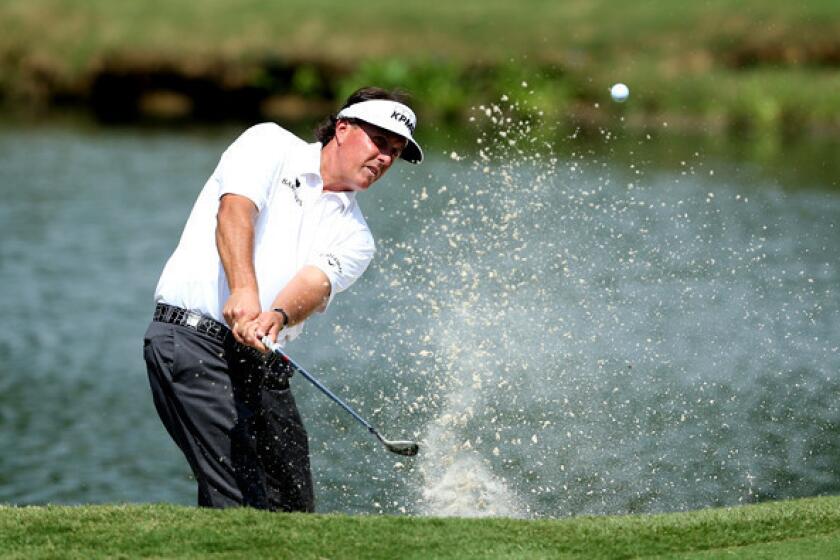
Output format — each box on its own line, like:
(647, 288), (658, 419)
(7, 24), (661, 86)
(1, 115), (838, 517)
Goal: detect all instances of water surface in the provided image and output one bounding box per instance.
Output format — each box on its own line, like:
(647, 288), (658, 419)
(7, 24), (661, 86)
(1, 119), (838, 516)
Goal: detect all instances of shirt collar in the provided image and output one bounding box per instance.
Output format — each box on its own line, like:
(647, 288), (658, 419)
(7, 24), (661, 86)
(298, 141), (354, 211)
(298, 141), (322, 183)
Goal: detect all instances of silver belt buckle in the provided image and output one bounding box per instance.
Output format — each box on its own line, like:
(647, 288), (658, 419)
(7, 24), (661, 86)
(186, 311), (201, 328)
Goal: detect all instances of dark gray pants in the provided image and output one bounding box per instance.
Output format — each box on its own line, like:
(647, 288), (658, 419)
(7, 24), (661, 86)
(143, 320), (315, 512)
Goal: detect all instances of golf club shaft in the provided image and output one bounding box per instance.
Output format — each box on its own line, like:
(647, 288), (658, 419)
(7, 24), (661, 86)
(263, 338), (377, 436)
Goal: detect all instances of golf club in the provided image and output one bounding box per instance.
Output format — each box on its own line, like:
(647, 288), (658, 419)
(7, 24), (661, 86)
(262, 336), (419, 457)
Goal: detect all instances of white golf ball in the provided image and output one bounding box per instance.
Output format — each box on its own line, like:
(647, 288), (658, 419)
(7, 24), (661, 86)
(610, 83), (629, 103)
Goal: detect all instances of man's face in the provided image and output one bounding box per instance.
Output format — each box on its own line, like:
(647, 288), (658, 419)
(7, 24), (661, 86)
(334, 120), (407, 191)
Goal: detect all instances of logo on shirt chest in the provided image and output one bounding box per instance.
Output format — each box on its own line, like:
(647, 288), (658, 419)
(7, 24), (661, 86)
(281, 177), (302, 206)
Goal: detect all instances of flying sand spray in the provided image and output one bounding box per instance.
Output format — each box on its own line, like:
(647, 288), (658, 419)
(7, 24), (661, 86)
(262, 336), (419, 457)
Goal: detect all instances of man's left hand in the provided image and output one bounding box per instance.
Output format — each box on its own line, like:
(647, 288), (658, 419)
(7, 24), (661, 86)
(239, 311), (285, 352)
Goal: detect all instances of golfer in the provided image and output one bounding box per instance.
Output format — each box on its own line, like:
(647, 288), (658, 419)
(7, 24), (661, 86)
(143, 86), (422, 512)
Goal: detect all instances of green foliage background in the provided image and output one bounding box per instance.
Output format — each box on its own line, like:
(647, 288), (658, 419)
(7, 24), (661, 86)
(2, 1), (840, 135)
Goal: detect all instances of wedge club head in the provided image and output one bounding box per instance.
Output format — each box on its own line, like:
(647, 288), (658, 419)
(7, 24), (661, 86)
(377, 435), (420, 457)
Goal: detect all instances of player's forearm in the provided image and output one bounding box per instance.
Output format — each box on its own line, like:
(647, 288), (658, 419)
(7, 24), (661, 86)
(216, 195), (259, 292)
(271, 266), (332, 327)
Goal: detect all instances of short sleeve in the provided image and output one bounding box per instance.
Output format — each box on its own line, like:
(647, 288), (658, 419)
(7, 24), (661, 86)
(306, 227), (375, 309)
(217, 123), (292, 210)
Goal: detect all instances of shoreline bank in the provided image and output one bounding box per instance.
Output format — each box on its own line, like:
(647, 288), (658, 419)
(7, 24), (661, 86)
(5, 54), (840, 141)
(5, 1), (840, 139)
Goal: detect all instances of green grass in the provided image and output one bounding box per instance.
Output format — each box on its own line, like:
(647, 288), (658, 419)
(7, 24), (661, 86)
(2, 496), (840, 559)
(4, 0), (839, 67)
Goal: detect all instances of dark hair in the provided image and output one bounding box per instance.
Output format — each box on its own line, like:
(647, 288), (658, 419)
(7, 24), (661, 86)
(315, 86), (410, 144)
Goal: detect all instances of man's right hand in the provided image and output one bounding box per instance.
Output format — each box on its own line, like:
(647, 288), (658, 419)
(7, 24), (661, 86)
(224, 288), (261, 344)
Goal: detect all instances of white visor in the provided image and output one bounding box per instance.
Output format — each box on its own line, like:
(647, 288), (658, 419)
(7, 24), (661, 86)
(336, 99), (423, 164)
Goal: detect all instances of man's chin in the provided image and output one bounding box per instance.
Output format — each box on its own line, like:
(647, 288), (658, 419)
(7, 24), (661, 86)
(325, 177), (372, 193)
(341, 182), (368, 192)
(351, 175), (375, 191)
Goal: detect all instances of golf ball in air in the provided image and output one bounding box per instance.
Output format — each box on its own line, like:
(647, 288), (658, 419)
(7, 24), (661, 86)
(610, 83), (629, 102)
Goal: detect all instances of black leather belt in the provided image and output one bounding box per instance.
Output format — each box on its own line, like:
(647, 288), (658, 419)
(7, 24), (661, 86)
(153, 303), (293, 377)
(154, 303), (230, 343)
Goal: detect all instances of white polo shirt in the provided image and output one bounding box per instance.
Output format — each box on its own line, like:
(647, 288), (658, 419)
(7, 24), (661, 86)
(154, 123), (375, 343)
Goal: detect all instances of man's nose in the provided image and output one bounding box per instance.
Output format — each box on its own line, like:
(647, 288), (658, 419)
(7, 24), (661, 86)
(376, 150), (394, 166)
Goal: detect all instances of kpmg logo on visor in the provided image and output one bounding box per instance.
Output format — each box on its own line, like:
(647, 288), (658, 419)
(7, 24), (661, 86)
(391, 110), (415, 133)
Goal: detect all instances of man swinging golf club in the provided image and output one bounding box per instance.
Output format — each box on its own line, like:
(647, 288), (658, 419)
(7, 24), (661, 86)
(143, 86), (423, 512)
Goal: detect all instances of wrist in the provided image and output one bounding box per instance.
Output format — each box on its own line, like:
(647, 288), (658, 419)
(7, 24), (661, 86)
(230, 286), (258, 295)
(272, 307), (289, 328)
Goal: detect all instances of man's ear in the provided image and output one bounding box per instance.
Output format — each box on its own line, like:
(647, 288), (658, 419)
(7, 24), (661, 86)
(334, 119), (352, 145)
